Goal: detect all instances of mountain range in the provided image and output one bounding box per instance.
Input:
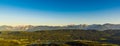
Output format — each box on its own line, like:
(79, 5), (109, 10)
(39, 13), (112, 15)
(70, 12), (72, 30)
(0, 23), (120, 31)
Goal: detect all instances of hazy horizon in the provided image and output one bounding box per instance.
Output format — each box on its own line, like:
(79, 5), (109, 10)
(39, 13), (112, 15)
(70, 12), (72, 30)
(0, 23), (119, 27)
(0, 0), (120, 26)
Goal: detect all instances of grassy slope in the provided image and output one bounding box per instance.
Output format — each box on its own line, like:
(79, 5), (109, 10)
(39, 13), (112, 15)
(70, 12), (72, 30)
(0, 29), (119, 46)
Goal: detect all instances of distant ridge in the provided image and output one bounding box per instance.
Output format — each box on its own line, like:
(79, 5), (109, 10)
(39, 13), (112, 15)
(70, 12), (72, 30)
(0, 23), (120, 31)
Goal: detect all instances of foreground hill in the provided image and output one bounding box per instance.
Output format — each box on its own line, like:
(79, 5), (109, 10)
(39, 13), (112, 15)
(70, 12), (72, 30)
(0, 29), (120, 46)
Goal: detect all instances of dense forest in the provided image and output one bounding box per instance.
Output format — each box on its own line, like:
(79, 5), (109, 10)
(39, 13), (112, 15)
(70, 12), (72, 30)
(0, 29), (120, 46)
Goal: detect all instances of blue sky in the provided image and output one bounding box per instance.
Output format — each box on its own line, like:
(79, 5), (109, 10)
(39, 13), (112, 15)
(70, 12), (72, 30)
(0, 0), (120, 26)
